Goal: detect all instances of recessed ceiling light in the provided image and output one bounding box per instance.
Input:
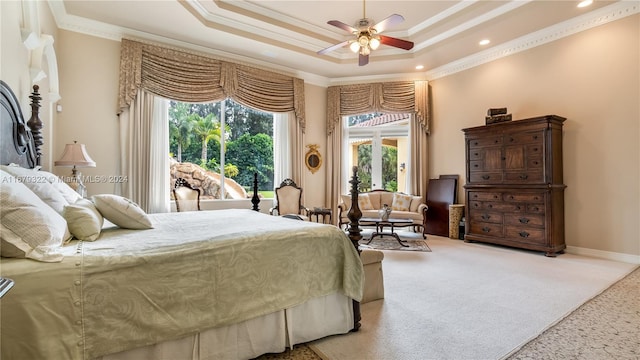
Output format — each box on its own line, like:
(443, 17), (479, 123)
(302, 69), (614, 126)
(479, 39), (490, 46)
(577, 0), (593, 8)
(415, 65), (424, 70)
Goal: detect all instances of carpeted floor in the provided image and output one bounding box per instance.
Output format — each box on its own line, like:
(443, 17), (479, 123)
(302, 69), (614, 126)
(259, 265), (639, 359)
(256, 235), (638, 360)
(506, 266), (640, 359)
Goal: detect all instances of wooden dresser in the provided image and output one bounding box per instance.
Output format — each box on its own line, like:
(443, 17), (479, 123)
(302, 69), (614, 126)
(462, 115), (566, 256)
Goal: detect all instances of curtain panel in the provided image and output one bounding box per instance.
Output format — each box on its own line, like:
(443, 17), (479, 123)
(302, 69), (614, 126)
(325, 81), (430, 221)
(118, 39), (306, 132)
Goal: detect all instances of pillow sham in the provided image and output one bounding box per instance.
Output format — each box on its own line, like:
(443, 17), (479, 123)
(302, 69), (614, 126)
(392, 192), (412, 212)
(64, 199), (104, 241)
(0, 165), (70, 214)
(92, 194), (153, 229)
(37, 169), (83, 204)
(0, 170), (71, 262)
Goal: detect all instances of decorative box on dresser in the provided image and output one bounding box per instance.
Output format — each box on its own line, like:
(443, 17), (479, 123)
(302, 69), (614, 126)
(462, 115), (566, 257)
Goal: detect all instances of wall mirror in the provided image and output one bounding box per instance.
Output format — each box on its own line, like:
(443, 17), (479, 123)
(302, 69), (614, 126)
(305, 144), (322, 174)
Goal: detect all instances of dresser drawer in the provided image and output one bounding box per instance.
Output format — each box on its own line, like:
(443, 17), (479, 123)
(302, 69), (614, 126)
(504, 214), (544, 227)
(470, 211), (503, 224)
(503, 193), (544, 203)
(469, 192), (502, 201)
(504, 171), (543, 183)
(469, 172), (503, 183)
(527, 204), (545, 214)
(470, 201), (525, 212)
(506, 130), (544, 145)
(470, 222), (503, 237)
(468, 136), (503, 148)
(505, 226), (546, 245)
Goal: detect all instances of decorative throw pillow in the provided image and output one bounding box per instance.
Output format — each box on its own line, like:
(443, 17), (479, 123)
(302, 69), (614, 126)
(92, 194), (153, 229)
(410, 196), (423, 212)
(358, 193), (374, 210)
(0, 170), (71, 262)
(0, 165), (70, 214)
(64, 199), (104, 241)
(392, 192), (412, 211)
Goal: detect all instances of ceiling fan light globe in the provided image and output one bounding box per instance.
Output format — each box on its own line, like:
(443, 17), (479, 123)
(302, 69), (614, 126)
(350, 42), (361, 53)
(370, 37), (380, 50)
(358, 35), (369, 47)
(361, 46), (371, 56)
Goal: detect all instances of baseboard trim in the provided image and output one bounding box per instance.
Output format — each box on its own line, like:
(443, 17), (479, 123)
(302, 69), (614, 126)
(565, 246), (640, 264)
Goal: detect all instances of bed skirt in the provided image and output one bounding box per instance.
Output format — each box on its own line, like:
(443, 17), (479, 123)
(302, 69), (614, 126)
(98, 292), (353, 360)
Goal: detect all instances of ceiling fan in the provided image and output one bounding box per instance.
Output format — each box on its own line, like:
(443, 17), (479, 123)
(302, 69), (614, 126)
(317, 0), (414, 66)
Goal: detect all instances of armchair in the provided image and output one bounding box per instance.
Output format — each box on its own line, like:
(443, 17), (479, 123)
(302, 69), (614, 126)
(173, 177), (201, 212)
(270, 178), (309, 220)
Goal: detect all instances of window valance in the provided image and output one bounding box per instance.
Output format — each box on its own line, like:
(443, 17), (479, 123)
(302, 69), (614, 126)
(118, 39), (306, 131)
(326, 80), (429, 135)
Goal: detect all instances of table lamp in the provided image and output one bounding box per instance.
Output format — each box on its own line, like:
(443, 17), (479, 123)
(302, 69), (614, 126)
(54, 141), (96, 198)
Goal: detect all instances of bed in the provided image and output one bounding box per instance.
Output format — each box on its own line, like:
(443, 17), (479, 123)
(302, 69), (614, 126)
(0, 80), (365, 360)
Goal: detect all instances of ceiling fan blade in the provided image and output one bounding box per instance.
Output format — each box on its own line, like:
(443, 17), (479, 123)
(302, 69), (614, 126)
(359, 53), (369, 66)
(379, 35), (414, 50)
(317, 40), (351, 55)
(327, 20), (358, 34)
(371, 14), (405, 33)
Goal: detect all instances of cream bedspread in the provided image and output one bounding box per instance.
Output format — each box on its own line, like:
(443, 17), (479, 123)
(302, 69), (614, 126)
(1, 209), (364, 359)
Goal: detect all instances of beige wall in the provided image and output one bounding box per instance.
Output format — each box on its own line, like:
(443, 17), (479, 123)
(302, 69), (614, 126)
(429, 15), (639, 257)
(56, 30), (121, 195)
(2, 2), (637, 259)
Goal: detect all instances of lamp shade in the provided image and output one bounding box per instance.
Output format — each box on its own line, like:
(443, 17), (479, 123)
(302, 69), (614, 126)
(54, 142), (96, 167)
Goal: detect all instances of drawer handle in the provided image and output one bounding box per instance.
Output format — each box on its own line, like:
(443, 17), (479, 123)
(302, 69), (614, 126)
(519, 218), (530, 224)
(533, 161), (539, 165)
(516, 205), (522, 210)
(474, 142), (478, 146)
(488, 204), (493, 209)
(533, 135), (538, 140)
(482, 214), (491, 220)
(534, 196), (539, 200)
(519, 231), (530, 238)
(509, 137), (514, 142)
(519, 174), (528, 180)
(532, 207), (539, 212)
(494, 195), (498, 199)
(474, 152), (479, 156)
(482, 175), (490, 180)
(474, 164), (479, 168)
(494, 140), (499, 144)
(474, 203), (480, 208)
(533, 147), (539, 152)
(509, 195), (514, 200)
(482, 227), (491, 233)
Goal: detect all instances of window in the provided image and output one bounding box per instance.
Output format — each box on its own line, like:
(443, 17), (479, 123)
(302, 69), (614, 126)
(343, 113), (411, 192)
(168, 99), (276, 200)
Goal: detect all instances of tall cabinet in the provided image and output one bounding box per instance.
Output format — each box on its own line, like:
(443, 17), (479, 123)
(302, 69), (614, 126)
(462, 115), (566, 257)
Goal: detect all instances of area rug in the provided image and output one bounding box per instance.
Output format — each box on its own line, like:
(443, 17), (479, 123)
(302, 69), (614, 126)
(359, 238), (431, 252)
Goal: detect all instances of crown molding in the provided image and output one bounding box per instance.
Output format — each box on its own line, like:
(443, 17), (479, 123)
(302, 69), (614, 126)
(425, 0), (639, 81)
(47, 0), (638, 87)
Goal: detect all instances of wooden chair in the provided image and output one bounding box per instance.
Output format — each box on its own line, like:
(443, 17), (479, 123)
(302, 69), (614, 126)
(173, 178), (201, 212)
(270, 178), (309, 220)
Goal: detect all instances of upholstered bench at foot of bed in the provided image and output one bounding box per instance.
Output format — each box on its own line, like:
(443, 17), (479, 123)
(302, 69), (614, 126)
(360, 249), (384, 304)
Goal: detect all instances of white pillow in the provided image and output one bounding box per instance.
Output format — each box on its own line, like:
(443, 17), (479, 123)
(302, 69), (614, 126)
(409, 195), (423, 212)
(0, 170), (71, 262)
(391, 192), (412, 212)
(64, 199), (104, 241)
(37, 170), (83, 204)
(92, 194), (153, 229)
(0, 165), (70, 214)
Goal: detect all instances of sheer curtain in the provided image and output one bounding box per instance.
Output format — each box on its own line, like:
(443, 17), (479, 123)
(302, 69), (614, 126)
(118, 89), (169, 213)
(273, 112), (292, 184)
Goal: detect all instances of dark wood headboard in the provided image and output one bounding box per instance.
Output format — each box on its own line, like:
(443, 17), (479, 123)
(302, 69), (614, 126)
(0, 81), (42, 169)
